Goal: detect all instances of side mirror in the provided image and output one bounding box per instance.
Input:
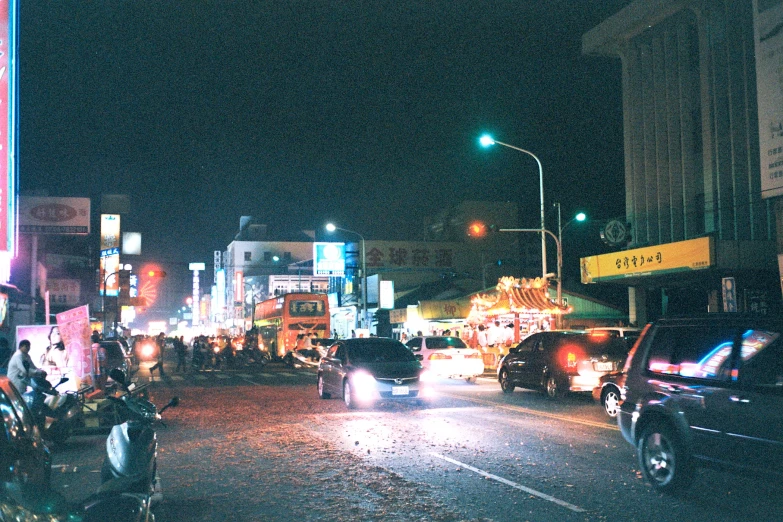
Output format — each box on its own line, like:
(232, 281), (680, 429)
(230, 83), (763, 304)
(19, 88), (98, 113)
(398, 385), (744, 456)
(508, 347), (519, 354)
(108, 368), (127, 386)
(414, 354), (423, 361)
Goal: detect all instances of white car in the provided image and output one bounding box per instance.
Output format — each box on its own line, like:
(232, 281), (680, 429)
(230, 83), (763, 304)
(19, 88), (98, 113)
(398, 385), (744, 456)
(405, 336), (484, 382)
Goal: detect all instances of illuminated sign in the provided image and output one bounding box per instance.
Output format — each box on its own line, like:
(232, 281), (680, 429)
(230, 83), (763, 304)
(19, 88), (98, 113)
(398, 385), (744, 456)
(0, 0), (16, 253)
(19, 197), (90, 235)
(100, 214), (120, 251)
(379, 280), (395, 309)
(314, 242), (346, 276)
(580, 237), (714, 283)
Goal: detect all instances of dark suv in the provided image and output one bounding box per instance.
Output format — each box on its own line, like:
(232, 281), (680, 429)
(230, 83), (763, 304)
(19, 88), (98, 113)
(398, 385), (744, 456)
(619, 315), (783, 493)
(498, 331), (628, 398)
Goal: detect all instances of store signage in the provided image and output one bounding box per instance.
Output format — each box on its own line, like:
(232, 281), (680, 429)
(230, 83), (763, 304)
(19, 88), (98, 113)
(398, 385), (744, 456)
(46, 279), (81, 306)
(313, 242), (346, 276)
(0, 2), (15, 252)
(418, 299), (472, 320)
(19, 197), (90, 235)
(379, 280), (394, 309)
(753, 0), (783, 199)
(580, 237), (713, 283)
(100, 214), (120, 251)
(722, 277), (737, 312)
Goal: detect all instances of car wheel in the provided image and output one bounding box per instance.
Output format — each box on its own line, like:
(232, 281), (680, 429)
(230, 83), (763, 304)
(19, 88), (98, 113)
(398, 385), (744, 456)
(637, 422), (693, 494)
(499, 368), (515, 393)
(602, 386), (621, 418)
(343, 380), (357, 409)
(317, 374), (331, 399)
(545, 375), (562, 399)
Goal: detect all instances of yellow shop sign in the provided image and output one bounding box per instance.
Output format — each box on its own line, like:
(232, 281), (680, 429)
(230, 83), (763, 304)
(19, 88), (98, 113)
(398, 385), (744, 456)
(580, 237), (713, 283)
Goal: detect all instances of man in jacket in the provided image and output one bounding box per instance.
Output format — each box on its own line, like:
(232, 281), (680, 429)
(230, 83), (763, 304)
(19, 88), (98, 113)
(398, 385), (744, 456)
(8, 339), (40, 393)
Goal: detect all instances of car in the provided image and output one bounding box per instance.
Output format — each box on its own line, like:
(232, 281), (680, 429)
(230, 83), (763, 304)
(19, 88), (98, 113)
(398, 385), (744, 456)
(497, 330), (628, 398)
(404, 336), (484, 382)
(619, 314), (783, 494)
(100, 340), (136, 377)
(586, 326), (642, 344)
(0, 376), (51, 486)
(317, 337), (432, 409)
(592, 370), (626, 417)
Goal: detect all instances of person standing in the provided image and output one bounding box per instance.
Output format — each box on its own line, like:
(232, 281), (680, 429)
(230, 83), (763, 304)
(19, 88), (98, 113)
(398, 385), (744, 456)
(8, 339), (40, 393)
(175, 336), (187, 372)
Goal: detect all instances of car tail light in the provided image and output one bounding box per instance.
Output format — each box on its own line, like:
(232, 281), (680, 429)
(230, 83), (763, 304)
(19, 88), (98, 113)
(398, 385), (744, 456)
(559, 344), (585, 372)
(429, 353), (452, 360)
(464, 352), (482, 359)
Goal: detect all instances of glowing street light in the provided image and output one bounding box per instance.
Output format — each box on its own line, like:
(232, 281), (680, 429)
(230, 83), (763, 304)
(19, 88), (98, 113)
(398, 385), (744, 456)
(325, 223), (367, 330)
(479, 133), (547, 279)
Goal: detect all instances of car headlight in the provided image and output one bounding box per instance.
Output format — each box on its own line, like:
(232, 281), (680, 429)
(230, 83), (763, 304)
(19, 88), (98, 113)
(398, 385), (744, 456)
(351, 371), (377, 399)
(140, 343), (155, 359)
(419, 370), (437, 383)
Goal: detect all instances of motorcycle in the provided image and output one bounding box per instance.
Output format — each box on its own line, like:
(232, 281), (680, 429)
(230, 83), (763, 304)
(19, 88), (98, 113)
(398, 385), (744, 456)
(1, 376), (153, 521)
(23, 373), (87, 445)
(101, 368), (179, 502)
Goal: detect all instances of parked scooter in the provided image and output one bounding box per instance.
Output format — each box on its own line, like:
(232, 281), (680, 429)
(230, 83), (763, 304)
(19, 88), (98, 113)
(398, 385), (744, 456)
(101, 368), (179, 502)
(1, 376), (153, 521)
(23, 373), (86, 445)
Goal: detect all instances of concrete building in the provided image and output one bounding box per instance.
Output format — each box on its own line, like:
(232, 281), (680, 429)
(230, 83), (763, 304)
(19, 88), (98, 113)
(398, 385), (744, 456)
(583, 0), (782, 323)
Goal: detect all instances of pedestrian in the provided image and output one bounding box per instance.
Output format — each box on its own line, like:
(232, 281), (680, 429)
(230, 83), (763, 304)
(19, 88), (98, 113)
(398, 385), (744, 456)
(175, 336), (187, 372)
(477, 325), (488, 352)
(7, 339), (41, 393)
(151, 332), (166, 378)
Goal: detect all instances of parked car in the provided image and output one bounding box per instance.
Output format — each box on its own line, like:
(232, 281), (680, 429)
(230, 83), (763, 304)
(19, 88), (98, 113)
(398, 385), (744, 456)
(592, 370), (626, 417)
(405, 336), (484, 382)
(587, 326), (642, 346)
(619, 315), (783, 493)
(100, 340), (136, 377)
(0, 376), (51, 486)
(317, 338), (431, 409)
(497, 330), (628, 398)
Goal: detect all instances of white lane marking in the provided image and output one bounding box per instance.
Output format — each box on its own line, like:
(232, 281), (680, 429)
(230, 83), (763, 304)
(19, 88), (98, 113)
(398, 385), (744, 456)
(430, 453), (586, 513)
(439, 393), (618, 431)
(278, 372), (297, 377)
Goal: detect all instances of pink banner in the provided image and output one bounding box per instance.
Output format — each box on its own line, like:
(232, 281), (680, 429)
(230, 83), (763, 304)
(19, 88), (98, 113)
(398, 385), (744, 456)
(56, 305), (92, 379)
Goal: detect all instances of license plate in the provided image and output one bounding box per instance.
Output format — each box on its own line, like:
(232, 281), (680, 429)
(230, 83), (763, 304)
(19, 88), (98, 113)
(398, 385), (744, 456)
(594, 362), (613, 372)
(391, 386), (409, 396)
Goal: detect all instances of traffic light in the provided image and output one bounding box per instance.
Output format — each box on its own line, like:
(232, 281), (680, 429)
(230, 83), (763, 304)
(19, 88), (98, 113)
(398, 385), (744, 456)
(467, 221), (488, 238)
(146, 270), (167, 278)
(118, 269), (131, 305)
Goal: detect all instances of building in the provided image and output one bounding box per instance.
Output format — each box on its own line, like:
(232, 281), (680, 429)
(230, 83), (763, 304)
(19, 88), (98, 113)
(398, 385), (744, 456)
(583, 0), (782, 323)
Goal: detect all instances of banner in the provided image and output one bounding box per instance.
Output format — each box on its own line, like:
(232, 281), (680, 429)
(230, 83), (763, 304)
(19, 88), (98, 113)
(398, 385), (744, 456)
(55, 305), (92, 380)
(15, 324), (77, 392)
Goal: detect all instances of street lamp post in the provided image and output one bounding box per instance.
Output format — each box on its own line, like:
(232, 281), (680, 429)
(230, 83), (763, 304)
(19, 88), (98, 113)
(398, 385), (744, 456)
(101, 265), (131, 337)
(325, 223), (367, 331)
(480, 134), (547, 279)
(497, 227), (562, 325)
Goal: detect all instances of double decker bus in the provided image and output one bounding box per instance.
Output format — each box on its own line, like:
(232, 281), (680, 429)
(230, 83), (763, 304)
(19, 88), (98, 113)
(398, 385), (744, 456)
(253, 293), (330, 358)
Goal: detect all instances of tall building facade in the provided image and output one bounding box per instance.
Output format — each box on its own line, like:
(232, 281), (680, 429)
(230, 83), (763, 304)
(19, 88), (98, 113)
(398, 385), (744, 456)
(583, 0), (781, 323)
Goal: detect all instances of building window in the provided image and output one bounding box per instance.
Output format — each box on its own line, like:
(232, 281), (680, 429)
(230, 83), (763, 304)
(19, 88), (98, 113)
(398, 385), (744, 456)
(244, 252), (251, 262)
(264, 252), (272, 262)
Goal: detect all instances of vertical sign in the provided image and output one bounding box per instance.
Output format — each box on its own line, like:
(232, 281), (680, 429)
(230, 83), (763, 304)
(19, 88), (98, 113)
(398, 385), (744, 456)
(100, 214), (121, 296)
(722, 277), (737, 312)
(753, 0), (783, 198)
(189, 262), (205, 327)
(0, 0), (13, 253)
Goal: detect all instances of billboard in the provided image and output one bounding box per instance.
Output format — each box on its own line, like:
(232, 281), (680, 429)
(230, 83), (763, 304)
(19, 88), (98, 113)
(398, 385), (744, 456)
(0, 0), (16, 253)
(580, 237), (714, 283)
(754, 0), (783, 198)
(313, 242), (345, 276)
(18, 197), (90, 235)
(100, 214), (120, 251)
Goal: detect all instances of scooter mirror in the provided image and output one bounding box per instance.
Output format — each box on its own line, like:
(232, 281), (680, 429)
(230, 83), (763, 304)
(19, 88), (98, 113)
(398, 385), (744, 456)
(169, 396), (180, 408)
(108, 368), (127, 386)
(57, 377), (69, 386)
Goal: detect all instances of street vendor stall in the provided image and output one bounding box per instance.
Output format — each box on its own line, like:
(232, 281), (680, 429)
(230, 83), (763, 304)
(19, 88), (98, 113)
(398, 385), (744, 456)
(467, 276), (571, 368)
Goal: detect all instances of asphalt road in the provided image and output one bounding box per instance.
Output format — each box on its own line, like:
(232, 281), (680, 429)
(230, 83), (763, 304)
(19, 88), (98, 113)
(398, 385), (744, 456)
(48, 360), (782, 521)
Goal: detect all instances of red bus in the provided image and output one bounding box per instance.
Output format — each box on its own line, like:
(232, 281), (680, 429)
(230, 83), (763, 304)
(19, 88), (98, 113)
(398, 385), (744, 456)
(253, 293), (330, 358)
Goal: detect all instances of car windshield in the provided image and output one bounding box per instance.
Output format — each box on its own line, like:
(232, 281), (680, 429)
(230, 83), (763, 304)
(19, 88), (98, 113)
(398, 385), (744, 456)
(103, 343), (124, 359)
(349, 341), (417, 363)
(426, 337), (467, 349)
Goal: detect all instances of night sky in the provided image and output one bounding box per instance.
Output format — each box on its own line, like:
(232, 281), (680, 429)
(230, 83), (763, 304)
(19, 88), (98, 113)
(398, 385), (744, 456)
(19, 1), (631, 311)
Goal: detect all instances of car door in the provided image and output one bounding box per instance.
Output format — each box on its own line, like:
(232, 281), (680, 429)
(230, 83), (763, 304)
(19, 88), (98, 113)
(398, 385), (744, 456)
(719, 329), (783, 473)
(321, 343), (344, 394)
(512, 334), (546, 387)
(405, 338), (424, 366)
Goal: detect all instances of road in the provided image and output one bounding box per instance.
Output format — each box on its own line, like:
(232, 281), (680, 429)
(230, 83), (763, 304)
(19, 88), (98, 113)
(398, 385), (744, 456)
(49, 360), (782, 521)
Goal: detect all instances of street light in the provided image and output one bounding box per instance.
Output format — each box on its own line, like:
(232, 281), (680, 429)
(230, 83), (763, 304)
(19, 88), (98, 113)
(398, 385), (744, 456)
(479, 134), (547, 279)
(555, 203), (586, 328)
(325, 223), (367, 331)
